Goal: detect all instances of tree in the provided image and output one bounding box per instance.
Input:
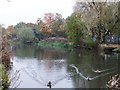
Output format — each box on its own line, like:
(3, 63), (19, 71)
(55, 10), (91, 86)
(37, 14), (54, 37)
(37, 13), (66, 38)
(6, 25), (14, 39)
(73, 0), (119, 43)
(65, 13), (85, 45)
(51, 13), (65, 37)
(36, 18), (43, 30)
(113, 1), (120, 35)
(43, 13), (55, 29)
(17, 27), (35, 43)
(14, 22), (26, 30)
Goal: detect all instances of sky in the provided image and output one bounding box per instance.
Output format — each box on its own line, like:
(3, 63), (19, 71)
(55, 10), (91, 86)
(0, 0), (75, 27)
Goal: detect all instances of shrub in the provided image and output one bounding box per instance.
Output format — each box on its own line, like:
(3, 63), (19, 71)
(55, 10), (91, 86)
(37, 41), (74, 49)
(0, 64), (9, 90)
(15, 27), (35, 43)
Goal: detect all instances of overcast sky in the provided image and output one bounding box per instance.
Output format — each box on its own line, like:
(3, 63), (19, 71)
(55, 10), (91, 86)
(0, 0), (75, 27)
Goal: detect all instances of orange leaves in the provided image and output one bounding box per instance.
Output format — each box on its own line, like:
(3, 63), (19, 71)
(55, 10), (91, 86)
(1, 35), (11, 69)
(38, 13), (55, 36)
(37, 13), (64, 37)
(43, 13), (55, 28)
(40, 24), (53, 35)
(6, 25), (14, 37)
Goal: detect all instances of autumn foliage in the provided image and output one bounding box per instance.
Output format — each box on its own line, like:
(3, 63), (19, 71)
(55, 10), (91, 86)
(1, 35), (11, 69)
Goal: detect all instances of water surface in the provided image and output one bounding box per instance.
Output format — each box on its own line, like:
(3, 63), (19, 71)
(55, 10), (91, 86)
(10, 45), (119, 88)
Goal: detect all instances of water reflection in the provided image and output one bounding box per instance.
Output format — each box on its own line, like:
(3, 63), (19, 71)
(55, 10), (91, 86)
(67, 49), (118, 88)
(10, 45), (119, 88)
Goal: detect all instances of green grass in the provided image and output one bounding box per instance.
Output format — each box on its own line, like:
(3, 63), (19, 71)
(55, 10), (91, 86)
(0, 64), (3, 78)
(37, 41), (75, 49)
(112, 48), (120, 53)
(0, 64), (9, 90)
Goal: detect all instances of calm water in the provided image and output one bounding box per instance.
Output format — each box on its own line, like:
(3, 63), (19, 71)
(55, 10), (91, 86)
(9, 45), (119, 88)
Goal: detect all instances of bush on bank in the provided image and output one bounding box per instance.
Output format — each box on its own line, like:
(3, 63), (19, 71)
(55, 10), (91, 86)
(37, 41), (75, 49)
(0, 64), (9, 90)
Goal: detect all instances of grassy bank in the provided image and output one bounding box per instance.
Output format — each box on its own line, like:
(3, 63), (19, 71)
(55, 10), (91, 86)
(37, 41), (75, 49)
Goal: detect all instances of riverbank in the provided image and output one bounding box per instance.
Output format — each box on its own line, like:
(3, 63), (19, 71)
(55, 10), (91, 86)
(99, 44), (120, 53)
(37, 41), (74, 49)
(10, 37), (120, 53)
(36, 37), (98, 50)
